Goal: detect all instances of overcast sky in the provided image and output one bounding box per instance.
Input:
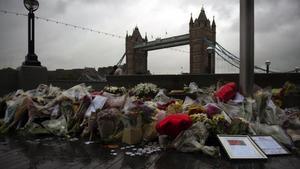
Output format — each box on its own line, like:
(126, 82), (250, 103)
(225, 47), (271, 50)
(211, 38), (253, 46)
(0, 0), (299, 74)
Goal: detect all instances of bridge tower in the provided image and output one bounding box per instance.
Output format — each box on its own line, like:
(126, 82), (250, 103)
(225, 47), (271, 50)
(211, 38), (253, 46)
(125, 27), (148, 74)
(189, 8), (216, 74)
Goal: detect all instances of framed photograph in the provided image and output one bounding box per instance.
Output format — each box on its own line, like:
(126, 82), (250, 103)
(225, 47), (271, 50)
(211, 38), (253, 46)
(217, 135), (267, 160)
(250, 136), (290, 155)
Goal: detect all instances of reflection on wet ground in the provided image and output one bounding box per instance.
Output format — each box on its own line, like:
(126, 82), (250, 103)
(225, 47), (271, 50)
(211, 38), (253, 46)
(0, 136), (299, 169)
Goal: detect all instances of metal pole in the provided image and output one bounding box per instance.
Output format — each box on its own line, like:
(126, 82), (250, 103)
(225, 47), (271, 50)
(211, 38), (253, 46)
(207, 46), (214, 74)
(27, 11), (31, 58)
(208, 52), (212, 74)
(240, 0), (254, 96)
(29, 11), (34, 55)
(32, 11), (35, 54)
(265, 60), (270, 74)
(23, 10), (40, 66)
(211, 45), (216, 74)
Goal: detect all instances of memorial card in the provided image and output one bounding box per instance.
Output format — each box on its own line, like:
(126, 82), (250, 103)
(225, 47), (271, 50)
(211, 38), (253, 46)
(217, 135), (267, 160)
(251, 136), (289, 155)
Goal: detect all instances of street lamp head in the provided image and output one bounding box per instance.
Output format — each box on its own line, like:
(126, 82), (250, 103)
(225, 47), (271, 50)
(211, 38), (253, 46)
(265, 60), (271, 66)
(24, 0), (39, 12)
(207, 46), (215, 54)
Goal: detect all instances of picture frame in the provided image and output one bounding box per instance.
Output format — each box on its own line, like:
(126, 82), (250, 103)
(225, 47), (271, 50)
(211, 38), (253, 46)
(250, 135), (290, 155)
(217, 135), (268, 160)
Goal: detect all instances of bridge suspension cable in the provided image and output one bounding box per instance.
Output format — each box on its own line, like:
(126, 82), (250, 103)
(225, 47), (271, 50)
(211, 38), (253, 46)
(204, 38), (282, 73)
(116, 52), (126, 66)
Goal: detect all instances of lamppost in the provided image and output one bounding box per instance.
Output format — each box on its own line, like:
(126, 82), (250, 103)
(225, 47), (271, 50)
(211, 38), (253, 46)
(240, 0), (254, 96)
(265, 60), (271, 74)
(207, 46), (214, 74)
(23, 0), (41, 66)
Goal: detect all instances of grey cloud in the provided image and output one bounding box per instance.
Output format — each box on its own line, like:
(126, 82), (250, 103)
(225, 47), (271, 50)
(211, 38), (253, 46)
(52, 0), (68, 14)
(209, 0), (238, 19)
(179, 0), (238, 18)
(225, 0), (300, 33)
(255, 0), (300, 33)
(0, 0), (22, 10)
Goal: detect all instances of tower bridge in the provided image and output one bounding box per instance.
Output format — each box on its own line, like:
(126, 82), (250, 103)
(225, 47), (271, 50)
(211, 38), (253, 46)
(125, 8), (216, 75)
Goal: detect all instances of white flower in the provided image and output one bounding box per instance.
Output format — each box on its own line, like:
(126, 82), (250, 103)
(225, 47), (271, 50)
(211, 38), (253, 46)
(132, 83), (158, 96)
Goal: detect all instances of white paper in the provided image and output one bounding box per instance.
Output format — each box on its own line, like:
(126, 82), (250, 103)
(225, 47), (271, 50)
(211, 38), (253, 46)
(93, 96), (107, 109)
(252, 136), (288, 155)
(231, 92), (244, 104)
(85, 95), (107, 117)
(226, 139), (259, 157)
(51, 104), (60, 117)
(230, 145), (258, 157)
(220, 137), (266, 159)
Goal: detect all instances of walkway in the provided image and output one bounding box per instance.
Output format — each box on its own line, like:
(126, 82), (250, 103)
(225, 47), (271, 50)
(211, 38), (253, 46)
(0, 136), (299, 169)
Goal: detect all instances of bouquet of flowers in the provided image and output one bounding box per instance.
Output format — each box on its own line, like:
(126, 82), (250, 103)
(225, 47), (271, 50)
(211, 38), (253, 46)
(189, 113), (209, 123)
(206, 114), (230, 135)
(183, 82), (203, 94)
(227, 117), (249, 135)
(103, 86), (126, 95)
(131, 83), (159, 98)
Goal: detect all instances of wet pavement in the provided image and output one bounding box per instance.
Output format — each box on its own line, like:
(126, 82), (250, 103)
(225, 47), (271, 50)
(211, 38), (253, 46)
(0, 136), (299, 169)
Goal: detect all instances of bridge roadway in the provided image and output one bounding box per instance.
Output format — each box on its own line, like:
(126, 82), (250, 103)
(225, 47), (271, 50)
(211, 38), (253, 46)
(134, 34), (190, 51)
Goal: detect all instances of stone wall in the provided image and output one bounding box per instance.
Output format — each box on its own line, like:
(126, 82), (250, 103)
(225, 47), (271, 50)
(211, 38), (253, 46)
(0, 68), (18, 96)
(1, 67), (299, 97)
(0, 68), (106, 97)
(48, 80), (106, 90)
(107, 73), (300, 90)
